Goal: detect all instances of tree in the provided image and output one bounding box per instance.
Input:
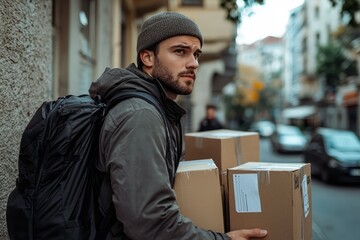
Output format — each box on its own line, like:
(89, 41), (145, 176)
(328, 0), (360, 27)
(328, 1), (360, 88)
(316, 41), (357, 92)
(219, 0), (264, 24)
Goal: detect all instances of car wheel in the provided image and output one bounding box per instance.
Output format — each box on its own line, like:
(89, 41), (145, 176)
(321, 169), (333, 184)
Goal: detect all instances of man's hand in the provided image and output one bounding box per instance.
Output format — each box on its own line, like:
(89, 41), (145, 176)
(226, 228), (267, 240)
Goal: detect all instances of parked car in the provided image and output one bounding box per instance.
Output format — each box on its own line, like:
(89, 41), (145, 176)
(249, 120), (275, 138)
(303, 127), (360, 183)
(270, 124), (307, 153)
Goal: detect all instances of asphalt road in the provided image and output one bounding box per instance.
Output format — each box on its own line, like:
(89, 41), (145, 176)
(259, 138), (360, 240)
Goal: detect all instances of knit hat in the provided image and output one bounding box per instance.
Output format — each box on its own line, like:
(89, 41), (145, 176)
(137, 12), (203, 54)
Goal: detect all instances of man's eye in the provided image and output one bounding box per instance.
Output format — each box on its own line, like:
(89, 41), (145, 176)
(194, 53), (201, 59)
(175, 49), (185, 54)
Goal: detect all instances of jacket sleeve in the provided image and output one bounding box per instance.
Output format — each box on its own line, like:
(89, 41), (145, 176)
(100, 99), (230, 240)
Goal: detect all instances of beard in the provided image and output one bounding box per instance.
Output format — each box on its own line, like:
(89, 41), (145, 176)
(152, 56), (195, 95)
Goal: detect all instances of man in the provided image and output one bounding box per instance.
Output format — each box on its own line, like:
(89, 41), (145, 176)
(198, 104), (225, 131)
(89, 12), (267, 239)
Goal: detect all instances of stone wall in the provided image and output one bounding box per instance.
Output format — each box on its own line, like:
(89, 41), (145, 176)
(0, 0), (52, 238)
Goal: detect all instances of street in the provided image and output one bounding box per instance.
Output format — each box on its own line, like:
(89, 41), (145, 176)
(259, 138), (360, 240)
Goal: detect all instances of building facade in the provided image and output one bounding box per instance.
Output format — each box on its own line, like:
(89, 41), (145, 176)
(52, 0), (169, 97)
(284, 0), (360, 134)
(237, 36), (284, 123)
(284, 0), (347, 131)
(237, 0), (360, 134)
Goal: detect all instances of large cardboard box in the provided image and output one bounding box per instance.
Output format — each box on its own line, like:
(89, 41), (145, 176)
(227, 162), (312, 240)
(174, 159), (224, 232)
(184, 129), (260, 172)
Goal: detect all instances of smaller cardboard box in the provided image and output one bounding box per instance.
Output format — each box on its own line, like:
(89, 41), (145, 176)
(228, 162), (312, 240)
(174, 159), (224, 232)
(184, 129), (260, 172)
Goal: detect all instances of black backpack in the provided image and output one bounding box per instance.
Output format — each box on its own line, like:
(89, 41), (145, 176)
(6, 91), (167, 240)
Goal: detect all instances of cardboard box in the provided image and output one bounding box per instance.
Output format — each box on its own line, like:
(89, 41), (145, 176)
(228, 162), (312, 240)
(174, 159), (224, 232)
(184, 129), (260, 172)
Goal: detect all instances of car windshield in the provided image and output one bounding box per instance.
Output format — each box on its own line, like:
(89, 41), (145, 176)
(257, 121), (274, 128)
(278, 126), (301, 136)
(325, 132), (360, 151)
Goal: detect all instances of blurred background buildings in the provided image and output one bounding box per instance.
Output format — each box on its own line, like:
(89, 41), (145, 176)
(230, 0), (360, 137)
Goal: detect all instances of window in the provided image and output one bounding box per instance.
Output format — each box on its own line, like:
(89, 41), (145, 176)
(181, 0), (203, 6)
(79, 0), (95, 60)
(316, 32), (320, 46)
(315, 6), (319, 19)
(78, 0), (96, 94)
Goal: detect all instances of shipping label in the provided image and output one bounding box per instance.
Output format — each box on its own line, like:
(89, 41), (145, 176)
(302, 174), (310, 217)
(233, 174), (261, 213)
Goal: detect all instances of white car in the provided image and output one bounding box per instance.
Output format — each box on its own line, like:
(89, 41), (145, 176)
(270, 124), (307, 153)
(249, 120), (275, 138)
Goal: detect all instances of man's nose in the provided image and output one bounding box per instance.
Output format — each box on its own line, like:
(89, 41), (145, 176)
(187, 55), (199, 69)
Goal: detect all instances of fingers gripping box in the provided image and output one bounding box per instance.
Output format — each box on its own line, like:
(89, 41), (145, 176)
(228, 162), (312, 240)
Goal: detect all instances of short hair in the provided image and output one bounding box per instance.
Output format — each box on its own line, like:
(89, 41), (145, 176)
(206, 104), (217, 110)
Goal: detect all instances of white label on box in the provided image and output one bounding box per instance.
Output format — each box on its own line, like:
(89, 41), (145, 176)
(233, 174), (261, 213)
(301, 175), (310, 217)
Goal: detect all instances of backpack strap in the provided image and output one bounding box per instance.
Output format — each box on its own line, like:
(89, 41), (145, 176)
(107, 90), (173, 161)
(107, 91), (162, 114)
(96, 90), (172, 239)
(107, 90), (173, 156)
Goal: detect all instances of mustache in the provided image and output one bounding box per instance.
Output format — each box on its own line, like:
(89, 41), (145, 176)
(179, 70), (196, 79)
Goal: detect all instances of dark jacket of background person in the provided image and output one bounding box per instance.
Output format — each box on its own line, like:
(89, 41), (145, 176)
(198, 104), (225, 131)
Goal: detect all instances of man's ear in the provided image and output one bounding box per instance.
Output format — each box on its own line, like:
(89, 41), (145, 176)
(139, 50), (154, 68)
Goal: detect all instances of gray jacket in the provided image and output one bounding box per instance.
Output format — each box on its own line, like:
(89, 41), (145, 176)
(89, 64), (229, 240)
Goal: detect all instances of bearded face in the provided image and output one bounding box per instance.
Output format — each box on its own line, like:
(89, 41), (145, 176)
(152, 55), (195, 96)
(140, 35), (201, 99)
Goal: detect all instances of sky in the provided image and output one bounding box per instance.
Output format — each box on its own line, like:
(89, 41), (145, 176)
(236, 0), (304, 44)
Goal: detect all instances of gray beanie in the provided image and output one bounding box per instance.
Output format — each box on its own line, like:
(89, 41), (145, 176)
(137, 12), (203, 54)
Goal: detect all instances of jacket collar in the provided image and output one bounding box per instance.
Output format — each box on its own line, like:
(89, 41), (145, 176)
(126, 64), (186, 123)
(89, 64), (186, 123)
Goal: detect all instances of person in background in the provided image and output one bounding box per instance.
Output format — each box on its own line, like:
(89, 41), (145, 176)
(198, 104), (225, 131)
(89, 11), (267, 240)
